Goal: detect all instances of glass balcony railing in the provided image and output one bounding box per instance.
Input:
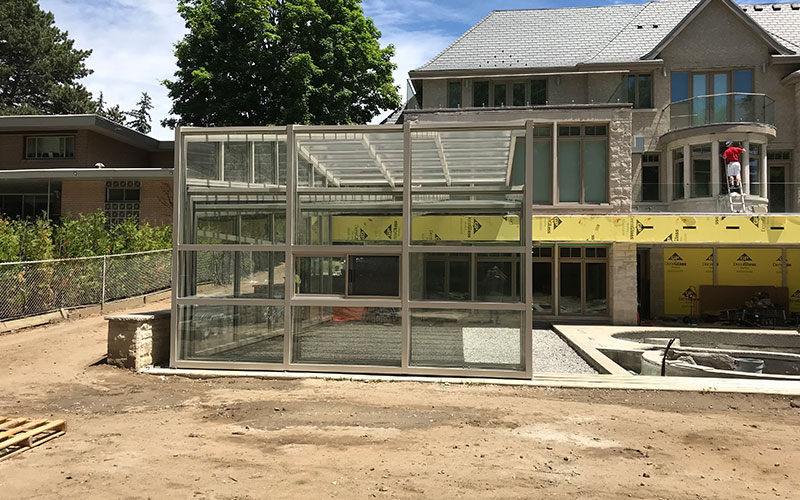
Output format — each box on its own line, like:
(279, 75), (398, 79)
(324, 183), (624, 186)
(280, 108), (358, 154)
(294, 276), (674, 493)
(668, 92), (775, 130)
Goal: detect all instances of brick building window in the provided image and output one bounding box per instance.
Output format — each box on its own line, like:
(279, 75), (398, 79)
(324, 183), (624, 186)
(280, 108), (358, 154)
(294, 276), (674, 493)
(25, 136), (75, 159)
(105, 180), (140, 224)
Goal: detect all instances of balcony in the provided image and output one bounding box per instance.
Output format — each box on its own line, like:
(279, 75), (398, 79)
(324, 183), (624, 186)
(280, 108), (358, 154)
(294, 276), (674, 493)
(667, 92), (775, 131)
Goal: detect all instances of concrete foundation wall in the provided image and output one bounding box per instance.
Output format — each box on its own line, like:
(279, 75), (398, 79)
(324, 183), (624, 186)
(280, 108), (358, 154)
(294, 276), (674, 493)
(610, 242), (638, 325)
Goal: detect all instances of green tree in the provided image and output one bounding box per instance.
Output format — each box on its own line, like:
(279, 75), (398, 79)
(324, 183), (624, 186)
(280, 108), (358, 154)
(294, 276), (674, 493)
(162, 0), (399, 128)
(126, 92), (153, 134)
(0, 0), (95, 114)
(104, 104), (127, 125)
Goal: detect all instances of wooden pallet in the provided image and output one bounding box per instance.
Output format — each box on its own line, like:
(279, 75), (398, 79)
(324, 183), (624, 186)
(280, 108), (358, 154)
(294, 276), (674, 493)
(0, 417), (66, 462)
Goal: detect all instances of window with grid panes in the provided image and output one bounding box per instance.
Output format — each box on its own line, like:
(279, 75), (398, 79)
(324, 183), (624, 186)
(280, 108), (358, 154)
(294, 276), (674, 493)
(105, 180), (140, 224)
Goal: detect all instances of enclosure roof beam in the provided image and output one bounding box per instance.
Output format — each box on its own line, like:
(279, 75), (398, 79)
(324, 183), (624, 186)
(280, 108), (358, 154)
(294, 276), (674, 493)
(433, 133), (452, 186)
(298, 145), (341, 187)
(361, 135), (396, 187)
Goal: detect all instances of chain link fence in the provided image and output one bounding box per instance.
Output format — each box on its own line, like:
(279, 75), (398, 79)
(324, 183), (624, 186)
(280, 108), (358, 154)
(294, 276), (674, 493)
(0, 250), (172, 321)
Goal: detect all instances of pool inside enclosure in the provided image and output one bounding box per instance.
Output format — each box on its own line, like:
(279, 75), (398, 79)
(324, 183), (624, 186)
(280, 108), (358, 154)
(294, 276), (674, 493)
(172, 122), (611, 378)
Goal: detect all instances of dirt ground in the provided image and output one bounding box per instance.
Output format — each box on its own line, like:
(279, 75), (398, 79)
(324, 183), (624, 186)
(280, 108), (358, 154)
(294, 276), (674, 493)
(2, 301), (800, 500)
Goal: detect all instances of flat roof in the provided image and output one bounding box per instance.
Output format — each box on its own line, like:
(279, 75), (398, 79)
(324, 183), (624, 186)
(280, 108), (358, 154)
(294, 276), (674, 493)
(0, 114), (174, 152)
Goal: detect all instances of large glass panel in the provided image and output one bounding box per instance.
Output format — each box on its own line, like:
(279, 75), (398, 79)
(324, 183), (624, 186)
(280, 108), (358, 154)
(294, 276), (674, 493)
(691, 144), (711, 198)
(627, 75), (636, 105)
(223, 141), (249, 183)
(473, 81), (489, 107)
(476, 256), (521, 303)
(559, 262), (581, 314)
(673, 148), (684, 199)
(292, 306), (401, 366)
(182, 251), (285, 298)
(190, 194), (286, 244)
(512, 83), (525, 106)
(749, 143), (761, 196)
(671, 72), (689, 102)
(295, 131), (403, 245)
(179, 305), (284, 363)
(583, 140), (607, 203)
(532, 261), (552, 313)
(411, 128), (523, 245)
(692, 74), (707, 126)
(186, 142), (219, 180)
(448, 81), (462, 108)
(558, 140), (580, 202)
(531, 79), (547, 105)
(712, 73), (728, 123)
(734, 69), (754, 122)
(410, 253), (470, 301)
(410, 309), (524, 370)
(493, 83), (506, 107)
(254, 141), (276, 184)
(296, 256), (346, 295)
(532, 139), (551, 204)
(585, 262), (607, 314)
(348, 255), (400, 297)
(638, 75), (652, 109)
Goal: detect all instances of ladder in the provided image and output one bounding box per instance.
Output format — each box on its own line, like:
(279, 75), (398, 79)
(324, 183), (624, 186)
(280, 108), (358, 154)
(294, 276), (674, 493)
(726, 179), (746, 213)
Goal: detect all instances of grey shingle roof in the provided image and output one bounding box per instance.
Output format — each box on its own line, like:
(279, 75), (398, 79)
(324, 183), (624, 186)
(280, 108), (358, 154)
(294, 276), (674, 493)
(742, 3), (800, 52)
(414, 0), (799, 73)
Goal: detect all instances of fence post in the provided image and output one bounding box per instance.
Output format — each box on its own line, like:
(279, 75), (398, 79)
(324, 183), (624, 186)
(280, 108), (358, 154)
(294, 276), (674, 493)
(101, 255), (107, 312)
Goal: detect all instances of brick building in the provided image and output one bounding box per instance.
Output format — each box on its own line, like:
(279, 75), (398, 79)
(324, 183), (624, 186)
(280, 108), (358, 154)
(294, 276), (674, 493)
(0, 114), (173, 225)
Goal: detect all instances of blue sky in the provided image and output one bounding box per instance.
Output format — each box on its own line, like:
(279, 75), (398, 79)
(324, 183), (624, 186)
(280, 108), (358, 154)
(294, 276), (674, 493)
(37, 0), (758, 139)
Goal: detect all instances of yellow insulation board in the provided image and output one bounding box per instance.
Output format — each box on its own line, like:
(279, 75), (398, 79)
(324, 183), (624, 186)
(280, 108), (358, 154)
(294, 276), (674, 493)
(329, 215), (800, 244)
(663, 248), (714, 316)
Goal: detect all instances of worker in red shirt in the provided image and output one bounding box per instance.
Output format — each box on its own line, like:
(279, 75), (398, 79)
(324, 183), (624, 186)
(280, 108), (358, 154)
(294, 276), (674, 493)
(722, 140), (744, 192)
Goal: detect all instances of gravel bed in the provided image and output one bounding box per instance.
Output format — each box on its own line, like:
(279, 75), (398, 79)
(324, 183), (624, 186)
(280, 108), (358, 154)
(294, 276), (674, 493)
(532, 329), (598, 374)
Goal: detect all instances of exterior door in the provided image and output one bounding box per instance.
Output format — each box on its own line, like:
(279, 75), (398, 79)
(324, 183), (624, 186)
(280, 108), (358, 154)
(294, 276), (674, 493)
(769, 165), (788, 212)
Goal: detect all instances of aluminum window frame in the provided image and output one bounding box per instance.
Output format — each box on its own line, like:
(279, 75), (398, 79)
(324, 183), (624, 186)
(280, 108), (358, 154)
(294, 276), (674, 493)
(172, 121), (536, 379)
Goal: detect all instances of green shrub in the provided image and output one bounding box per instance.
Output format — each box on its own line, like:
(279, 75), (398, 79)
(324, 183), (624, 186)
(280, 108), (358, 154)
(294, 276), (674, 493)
(0, 211), (172, 263)
(54, 211), (111, 258)
(14, 218), (55, 261)
(0, 216), (20, 261)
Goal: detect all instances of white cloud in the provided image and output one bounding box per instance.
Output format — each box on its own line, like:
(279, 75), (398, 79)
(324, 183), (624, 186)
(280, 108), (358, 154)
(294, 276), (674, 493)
(37, 0), (456, 133)
(38, 0), (185, 140)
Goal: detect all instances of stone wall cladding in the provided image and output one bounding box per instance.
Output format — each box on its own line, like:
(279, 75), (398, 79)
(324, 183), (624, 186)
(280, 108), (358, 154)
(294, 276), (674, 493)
(106, 312), (170, 371)
(610, 242), (638, 325)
